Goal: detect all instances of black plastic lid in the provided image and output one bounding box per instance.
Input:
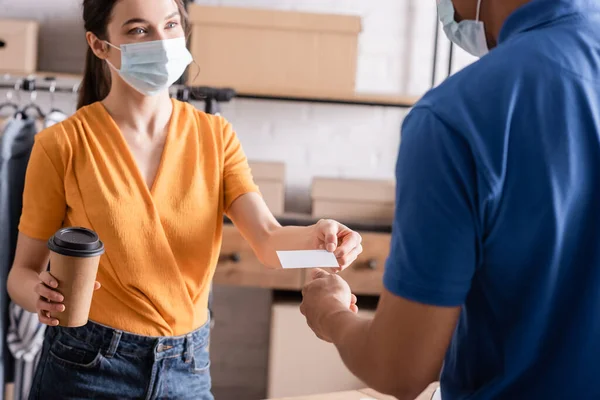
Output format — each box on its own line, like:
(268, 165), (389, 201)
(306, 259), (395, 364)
(48, 227), (105, 258)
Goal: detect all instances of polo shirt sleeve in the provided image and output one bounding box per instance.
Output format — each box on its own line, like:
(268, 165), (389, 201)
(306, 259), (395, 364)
(19, 130), (67, 240)
(383, 107), (479, 307)
(221, 118), (260, 212)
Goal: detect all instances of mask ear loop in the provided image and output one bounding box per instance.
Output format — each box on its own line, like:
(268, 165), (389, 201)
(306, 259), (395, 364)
(104, 41), (121, 51)
(476, 0), (483, 22)
(103, 41), (121, 71)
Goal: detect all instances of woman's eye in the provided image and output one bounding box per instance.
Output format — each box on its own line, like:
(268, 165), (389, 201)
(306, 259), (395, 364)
(129, 27), (146, 35)
(166, 22), (179, 29)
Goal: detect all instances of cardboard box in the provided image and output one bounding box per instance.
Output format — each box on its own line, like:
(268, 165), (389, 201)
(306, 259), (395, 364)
(268, 302), (375, 398)
(187, 5), (361, 96)
(249, 161), (285, 216)
(0, 20), (38, 74)
(311, 178), (395, 223)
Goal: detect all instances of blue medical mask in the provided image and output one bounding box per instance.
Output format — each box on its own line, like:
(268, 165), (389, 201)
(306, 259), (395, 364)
(104, 37), (193, 96)
(437, 0), (488, 58)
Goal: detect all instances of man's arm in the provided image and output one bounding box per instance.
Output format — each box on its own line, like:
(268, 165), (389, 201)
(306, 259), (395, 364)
(302, 106), (478, 398)
(322, 108), (473, 397)
(325, 289), (459, 399)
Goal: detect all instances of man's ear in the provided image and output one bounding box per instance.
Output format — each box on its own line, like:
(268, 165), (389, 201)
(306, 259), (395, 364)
(86, 32), (109, 60)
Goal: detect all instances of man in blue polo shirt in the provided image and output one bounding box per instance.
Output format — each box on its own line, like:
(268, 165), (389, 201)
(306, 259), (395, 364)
(300, 0), (600, 398)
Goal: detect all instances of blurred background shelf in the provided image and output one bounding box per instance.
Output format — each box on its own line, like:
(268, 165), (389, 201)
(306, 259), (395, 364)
(235, 90), (419, 108)
(4, 73), (418, 108)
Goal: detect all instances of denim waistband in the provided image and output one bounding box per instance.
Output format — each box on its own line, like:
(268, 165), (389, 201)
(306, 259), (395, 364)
(47, 318), (210, 360)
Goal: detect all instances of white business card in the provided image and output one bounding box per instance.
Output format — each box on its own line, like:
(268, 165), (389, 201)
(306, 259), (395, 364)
(276, 250), (339, 269)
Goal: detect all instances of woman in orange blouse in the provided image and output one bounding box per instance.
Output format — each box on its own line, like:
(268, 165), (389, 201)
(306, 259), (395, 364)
(7, 0), (362, 398)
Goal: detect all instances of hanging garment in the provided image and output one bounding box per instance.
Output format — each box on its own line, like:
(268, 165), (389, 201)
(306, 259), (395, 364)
(44, 110), (67, 129)
(2, 109), (68, 400)
(5, 110), (67, 400)
(0, 117), (37, 400)
(3, 112), (67, 400)
(7, 304), (44, 400)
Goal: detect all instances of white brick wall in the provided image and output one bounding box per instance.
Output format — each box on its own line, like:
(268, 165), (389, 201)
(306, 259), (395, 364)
(0, 0), (476, 212)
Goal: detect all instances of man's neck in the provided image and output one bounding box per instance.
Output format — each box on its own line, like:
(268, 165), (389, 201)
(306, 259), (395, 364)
(483, 0), (531, 47)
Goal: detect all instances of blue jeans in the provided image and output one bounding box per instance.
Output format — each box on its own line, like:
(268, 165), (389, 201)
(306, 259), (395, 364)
(28, 319), (213, 400)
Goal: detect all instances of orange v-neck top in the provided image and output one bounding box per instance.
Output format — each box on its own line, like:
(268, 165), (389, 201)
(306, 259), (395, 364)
(19, 99), (259, 336)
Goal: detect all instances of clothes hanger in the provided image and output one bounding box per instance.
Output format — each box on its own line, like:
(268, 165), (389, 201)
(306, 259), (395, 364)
(17, 102), (46, 120)
(0, 77), (19, 115)
(15, 78), (46, 120)
(0, 100), (18, 114)
(46, 78), (66, 115)
(69, 80), (80, 115)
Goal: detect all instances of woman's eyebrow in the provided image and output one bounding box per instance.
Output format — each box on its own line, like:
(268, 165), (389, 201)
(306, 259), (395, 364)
(122, 18), (148, 27)
(122, 12), (179, 27)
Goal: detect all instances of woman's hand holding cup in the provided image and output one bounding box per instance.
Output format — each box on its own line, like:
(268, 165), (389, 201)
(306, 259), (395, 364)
(35, 270), (101, 326)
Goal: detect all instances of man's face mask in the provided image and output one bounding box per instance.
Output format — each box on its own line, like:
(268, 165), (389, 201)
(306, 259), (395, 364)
(437, 0), (489, 58)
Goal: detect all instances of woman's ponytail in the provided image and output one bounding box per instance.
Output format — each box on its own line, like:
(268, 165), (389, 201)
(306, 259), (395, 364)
(77, 0), (119, 109)
(77, 47), (111, 109)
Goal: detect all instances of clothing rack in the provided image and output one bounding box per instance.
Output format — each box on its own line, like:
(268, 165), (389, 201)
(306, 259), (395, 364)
(173, 85), (237, 115)
(0, 76), (81, 121)
(0, 75), (237, 116)
(0, 75), (80, 95)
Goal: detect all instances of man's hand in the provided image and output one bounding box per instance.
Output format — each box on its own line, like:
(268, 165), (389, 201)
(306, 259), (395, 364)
(313, 219), (363, 271)
(300, 269), (358, 342)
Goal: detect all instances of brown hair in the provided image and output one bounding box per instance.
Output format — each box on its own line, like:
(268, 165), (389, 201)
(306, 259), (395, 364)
(77, 0), (190, 109)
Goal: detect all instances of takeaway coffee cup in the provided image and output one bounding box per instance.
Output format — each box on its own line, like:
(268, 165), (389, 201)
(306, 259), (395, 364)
(47, 227), (105, 327)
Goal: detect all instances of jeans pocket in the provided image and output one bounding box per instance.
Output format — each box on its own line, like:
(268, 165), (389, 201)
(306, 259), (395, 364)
(192, 341), (211, 374)
(49, 332), (104, 370)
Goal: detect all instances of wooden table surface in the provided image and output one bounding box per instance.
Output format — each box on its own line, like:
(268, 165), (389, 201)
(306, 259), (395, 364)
(361, 383), (439, 399)
(268, 382), (439, 400)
